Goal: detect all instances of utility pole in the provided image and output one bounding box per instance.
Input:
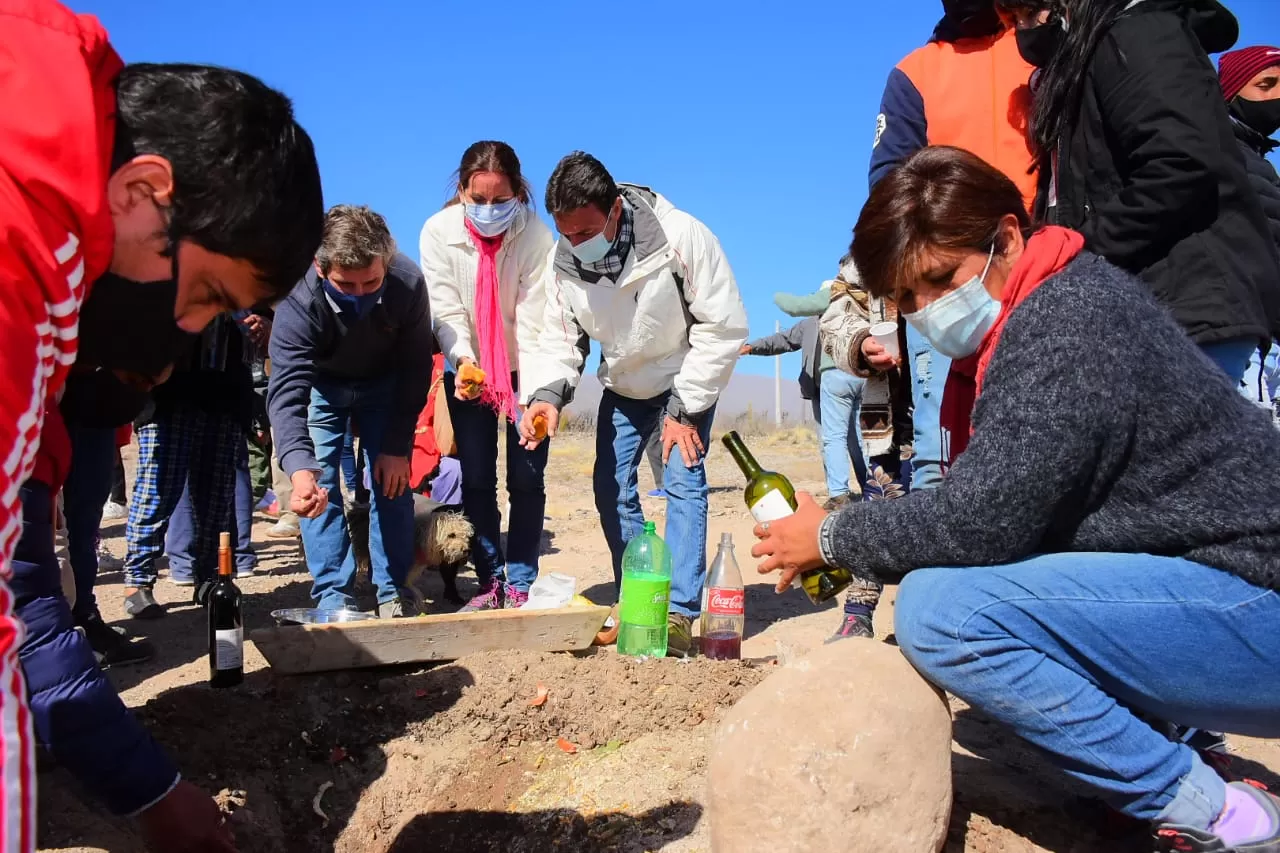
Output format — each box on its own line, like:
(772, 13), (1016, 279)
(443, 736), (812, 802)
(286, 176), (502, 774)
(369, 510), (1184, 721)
(774, 320), (783, 428)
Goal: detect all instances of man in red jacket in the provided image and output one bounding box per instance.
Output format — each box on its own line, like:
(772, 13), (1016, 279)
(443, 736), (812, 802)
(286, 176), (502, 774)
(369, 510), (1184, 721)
(0, 1), (323, 850)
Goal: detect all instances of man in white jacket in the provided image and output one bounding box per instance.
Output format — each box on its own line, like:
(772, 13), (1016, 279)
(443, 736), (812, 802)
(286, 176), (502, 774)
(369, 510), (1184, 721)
(518, 151), (748, 657)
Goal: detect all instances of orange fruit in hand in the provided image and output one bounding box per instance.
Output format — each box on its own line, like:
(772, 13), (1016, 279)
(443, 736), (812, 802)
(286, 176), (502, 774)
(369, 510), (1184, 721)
(531, 413), (548, 441)
(457, 363), (486, 398)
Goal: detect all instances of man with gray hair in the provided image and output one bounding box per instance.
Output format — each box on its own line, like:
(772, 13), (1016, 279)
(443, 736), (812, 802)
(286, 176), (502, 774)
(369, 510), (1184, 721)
(268, 205), (433, 616)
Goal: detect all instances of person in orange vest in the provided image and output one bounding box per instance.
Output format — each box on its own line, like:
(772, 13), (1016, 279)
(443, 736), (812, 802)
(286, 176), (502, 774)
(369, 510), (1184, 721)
(828, 0), (1036, 642)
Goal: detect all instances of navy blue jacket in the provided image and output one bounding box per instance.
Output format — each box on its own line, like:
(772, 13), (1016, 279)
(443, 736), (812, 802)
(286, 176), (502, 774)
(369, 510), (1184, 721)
(267, 253), (434, 477)
(14, 481), (178, 816)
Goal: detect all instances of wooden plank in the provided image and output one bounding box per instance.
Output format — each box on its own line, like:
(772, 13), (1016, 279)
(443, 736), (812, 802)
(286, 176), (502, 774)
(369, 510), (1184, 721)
(248, 605), (611, 675)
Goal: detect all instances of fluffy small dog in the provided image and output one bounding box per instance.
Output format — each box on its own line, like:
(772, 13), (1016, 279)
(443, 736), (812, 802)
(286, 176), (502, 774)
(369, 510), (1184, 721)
(347, 493), (473, 608)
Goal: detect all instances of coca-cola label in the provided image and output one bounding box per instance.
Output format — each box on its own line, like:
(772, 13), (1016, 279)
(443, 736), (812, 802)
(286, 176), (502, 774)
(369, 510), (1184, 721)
(707, 587), (745, 616)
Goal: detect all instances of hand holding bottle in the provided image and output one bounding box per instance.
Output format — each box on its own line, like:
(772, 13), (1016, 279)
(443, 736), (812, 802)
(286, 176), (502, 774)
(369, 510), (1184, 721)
(750, 491), (830, 593)
(721, 430), (852, 603)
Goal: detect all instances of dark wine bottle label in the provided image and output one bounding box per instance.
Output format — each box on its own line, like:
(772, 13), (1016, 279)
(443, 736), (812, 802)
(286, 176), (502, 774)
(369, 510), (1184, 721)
(214, 627), (243, 670)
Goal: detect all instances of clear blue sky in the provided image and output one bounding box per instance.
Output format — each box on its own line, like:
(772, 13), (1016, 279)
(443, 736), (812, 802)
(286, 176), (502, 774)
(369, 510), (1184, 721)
(83, 0), (1280, 381)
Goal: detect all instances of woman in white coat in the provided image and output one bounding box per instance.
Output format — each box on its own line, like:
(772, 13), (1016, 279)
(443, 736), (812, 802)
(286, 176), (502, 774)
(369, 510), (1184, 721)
(419, 141), (555, 610)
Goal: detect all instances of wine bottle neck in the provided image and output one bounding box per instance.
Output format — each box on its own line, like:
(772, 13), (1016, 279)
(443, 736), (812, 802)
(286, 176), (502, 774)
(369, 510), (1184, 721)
(722, 432), (763, 479)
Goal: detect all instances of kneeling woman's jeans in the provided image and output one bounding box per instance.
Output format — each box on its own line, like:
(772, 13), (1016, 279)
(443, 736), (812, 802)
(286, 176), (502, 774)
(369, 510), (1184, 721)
(894, 552), (1280, 826)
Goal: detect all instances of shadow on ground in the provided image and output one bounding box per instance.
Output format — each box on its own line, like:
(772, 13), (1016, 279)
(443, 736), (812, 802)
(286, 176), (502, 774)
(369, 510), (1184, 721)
(386, 802), (703, 853)
(39, 655), (476, 853)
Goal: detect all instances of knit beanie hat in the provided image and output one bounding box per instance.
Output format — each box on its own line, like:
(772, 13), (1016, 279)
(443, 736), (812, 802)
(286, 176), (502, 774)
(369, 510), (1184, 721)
(1218, 46), (1280, 101)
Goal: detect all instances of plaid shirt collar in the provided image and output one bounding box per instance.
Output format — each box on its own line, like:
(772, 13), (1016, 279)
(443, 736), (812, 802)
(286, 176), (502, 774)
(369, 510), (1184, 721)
(574, 200), (634, 282)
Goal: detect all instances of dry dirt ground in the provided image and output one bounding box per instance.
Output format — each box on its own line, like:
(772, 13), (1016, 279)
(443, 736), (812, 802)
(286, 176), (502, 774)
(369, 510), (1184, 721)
(38, 429), (1280, 853)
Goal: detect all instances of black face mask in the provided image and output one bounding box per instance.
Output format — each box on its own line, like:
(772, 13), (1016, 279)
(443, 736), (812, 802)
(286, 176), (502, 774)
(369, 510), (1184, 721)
(938, 0), (1002, 40)
(59, 369), (151, 429)
(1230, 96), (1280, 140)
(77, 273), (197, 379)
(1016, 19), (1066, 68)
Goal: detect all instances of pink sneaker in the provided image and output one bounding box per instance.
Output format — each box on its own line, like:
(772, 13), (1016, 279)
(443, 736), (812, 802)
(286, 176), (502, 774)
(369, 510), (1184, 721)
(503, 585), (529, 609)
(459, 577), (504, 612)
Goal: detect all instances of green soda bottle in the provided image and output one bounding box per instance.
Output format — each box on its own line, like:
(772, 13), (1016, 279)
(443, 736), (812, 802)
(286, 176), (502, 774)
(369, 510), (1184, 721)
(617, 521), (672, 658)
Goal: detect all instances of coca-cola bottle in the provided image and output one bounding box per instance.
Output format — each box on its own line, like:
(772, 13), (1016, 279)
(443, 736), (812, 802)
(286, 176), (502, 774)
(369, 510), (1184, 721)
(700, 533), (744, 660)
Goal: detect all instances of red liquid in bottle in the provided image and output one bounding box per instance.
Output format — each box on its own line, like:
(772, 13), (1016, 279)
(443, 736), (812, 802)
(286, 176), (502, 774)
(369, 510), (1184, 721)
(700, 631), (742, 661)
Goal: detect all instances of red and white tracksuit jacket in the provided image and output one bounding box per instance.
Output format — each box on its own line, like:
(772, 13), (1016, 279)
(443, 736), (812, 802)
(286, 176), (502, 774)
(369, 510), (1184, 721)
(0, 1), (122, 847)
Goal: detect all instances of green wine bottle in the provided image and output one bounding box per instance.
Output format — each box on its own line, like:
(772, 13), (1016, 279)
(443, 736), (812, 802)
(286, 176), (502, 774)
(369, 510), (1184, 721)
(721, 431), (853, 604)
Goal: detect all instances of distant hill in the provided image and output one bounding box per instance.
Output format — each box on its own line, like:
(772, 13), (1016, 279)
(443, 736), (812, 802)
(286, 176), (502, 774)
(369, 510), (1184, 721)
(564, 366), (809, 425)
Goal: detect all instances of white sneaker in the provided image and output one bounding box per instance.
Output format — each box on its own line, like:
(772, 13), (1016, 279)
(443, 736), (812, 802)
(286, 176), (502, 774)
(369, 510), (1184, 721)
(101, 501), (127, 522)
(265, 519), (301, 539)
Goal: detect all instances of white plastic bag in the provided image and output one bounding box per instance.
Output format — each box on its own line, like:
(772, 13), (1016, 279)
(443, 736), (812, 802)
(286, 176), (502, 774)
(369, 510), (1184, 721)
(521, 573), (577, 610)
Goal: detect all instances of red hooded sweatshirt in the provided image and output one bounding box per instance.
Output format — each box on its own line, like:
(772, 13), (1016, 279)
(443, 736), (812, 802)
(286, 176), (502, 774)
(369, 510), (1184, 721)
(0, 7), (120, 845)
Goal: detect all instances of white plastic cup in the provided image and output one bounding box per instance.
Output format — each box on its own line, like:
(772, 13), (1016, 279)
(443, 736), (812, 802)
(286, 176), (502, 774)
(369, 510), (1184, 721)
(868, 321), (901, 360)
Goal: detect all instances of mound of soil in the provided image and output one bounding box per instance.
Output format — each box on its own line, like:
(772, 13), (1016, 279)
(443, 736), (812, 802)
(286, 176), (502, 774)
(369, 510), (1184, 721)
(414, 648), (770, 751)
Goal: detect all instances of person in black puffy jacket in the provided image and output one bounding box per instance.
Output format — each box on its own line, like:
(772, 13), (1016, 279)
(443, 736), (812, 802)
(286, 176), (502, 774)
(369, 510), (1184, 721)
(1219, 46), (1280, 245)
(997, 0), (1280, 384)
(1219, 46), (1280, 407)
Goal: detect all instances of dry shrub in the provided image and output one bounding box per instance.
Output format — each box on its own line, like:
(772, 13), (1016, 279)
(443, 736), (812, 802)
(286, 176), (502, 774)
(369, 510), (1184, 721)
(762, 425), (818, 448)
(559, 409), (597, 435)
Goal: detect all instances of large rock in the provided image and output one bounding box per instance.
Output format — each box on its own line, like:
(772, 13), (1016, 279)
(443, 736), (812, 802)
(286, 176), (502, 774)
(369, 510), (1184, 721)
(708, 640), (953, 853)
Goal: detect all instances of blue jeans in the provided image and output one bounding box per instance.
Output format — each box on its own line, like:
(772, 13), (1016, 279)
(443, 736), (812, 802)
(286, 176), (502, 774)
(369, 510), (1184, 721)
(63, 424), (117, 621)
(595, 390), (714, 618)
(1239, 342), (1280, 407)
(340, 420), (359, 495)
(165, 440), (256, 579)
(1199, 338), (1257, 386)
(444, 372), (548, 592)
(895, 552), (1280, 825)
(904, 323), (950, 491)
(302, 375), (413, 608)
(817, 370), (869, 498)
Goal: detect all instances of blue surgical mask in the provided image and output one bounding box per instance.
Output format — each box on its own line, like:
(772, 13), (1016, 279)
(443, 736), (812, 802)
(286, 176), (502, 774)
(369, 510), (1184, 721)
(569, 204), (618, 264)
(323, 279), (383, 319)
(903, 244), (999, 359)
(465, 198), (522, 237)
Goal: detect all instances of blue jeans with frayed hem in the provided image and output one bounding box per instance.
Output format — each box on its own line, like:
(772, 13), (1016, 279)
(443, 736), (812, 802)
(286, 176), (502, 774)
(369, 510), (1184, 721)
(894, 552), (1280, 826)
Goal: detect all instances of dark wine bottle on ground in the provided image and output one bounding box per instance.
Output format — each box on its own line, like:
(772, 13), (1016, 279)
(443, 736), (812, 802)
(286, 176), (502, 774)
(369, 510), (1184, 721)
(722, 431), (853, 604)
(209, 531), (244, 688)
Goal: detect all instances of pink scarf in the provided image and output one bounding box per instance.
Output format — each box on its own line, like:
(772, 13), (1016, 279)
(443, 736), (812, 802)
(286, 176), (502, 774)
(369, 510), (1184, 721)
(464, 218), (519, 423)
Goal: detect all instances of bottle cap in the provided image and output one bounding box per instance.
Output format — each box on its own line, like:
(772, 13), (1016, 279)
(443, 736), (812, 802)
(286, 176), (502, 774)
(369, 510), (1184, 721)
(219, 532), (231, 549)
(643, 521), (657, 534)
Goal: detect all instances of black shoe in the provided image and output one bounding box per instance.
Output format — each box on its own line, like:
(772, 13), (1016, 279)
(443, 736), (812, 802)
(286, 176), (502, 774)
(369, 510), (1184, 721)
(667, 613), (693, 658)
(78, 614), (154, 668)
(193, 580), (214, 607)
(123, 588), (165, 620)
(825, 611), (875, 643)
(1154, 782), (1280, 851)
(822, 494), (853, 512)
